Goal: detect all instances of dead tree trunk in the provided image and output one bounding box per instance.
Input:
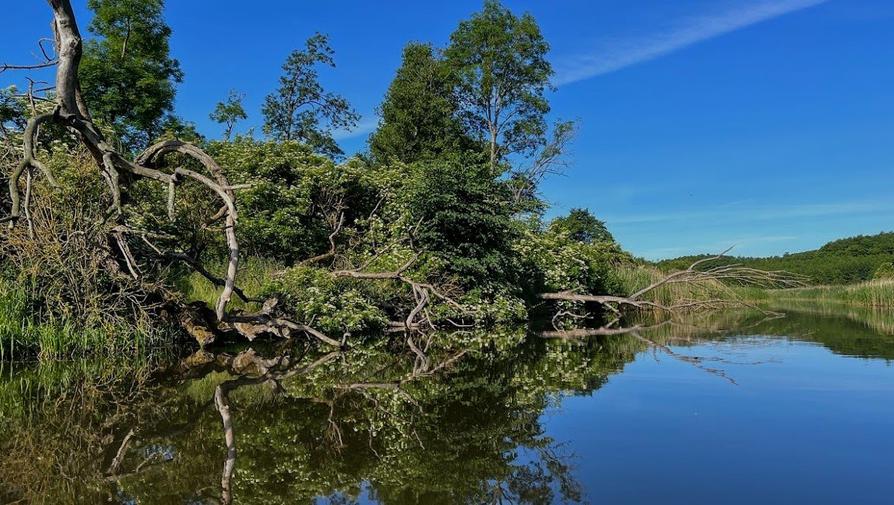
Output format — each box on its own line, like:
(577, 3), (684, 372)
(1, 1), (344, 346)
(538, 249), (804, 334)
(4, 1), (239, 322)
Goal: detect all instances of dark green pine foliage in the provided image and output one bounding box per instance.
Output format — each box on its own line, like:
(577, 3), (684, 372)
(79, 0), (183, 150)
(369, 43), (477, 164)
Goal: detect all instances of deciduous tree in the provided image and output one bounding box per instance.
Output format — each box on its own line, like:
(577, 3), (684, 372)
(210, 90), (247, 140)
(79, 0), (183, 150)
(263, 34), (359, 158)
(444, 0), (553, 172)
(550, 208), (614, 244)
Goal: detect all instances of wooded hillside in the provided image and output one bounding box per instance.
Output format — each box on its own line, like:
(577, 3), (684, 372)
(658, 232), (894, 285)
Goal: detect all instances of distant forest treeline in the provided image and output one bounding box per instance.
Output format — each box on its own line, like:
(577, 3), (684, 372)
(657, 232), (894, 285)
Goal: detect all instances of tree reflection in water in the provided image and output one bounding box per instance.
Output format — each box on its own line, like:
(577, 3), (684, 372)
(0, 328), (639, 504)
(5, 305), (880, 504)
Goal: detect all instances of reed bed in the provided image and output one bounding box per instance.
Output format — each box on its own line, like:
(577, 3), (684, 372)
(614, 265), (732, 307)
(746, 279), (894, 308)
(0, 280), (168, 361)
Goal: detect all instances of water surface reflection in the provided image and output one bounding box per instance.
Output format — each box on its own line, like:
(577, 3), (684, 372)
(2, 305), (893, 504)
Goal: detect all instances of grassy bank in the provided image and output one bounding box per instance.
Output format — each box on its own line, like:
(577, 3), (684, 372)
(739, 279), (894, 308)
(0, 279), (174, 361)
(173, 256), (284, 311)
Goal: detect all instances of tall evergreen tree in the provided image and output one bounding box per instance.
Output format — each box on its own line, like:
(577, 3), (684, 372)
(369, 43), (475, 164)
(263, 34), (359, 158)
(79, 0), (183, 150)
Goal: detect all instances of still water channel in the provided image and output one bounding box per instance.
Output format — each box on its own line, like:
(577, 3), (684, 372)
(1, 304), (893, 504)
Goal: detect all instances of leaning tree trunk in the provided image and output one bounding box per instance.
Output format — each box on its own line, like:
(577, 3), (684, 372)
(3, 1), (352, 348)
(4, 1), (238, 320)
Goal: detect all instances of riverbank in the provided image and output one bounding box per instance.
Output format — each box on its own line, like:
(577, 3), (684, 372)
(738, 279), (894, 308)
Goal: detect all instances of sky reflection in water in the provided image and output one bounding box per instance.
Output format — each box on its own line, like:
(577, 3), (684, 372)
(1, 305), (893, 504)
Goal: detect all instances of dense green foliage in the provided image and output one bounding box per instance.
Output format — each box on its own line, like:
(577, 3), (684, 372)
(209, 139), (376, 264)
(405, 156), (519, 287)
(549, 208), (615, 244)
(262, 34), (359, 157)
(79, 0), (183, 149)
(445, 0), (553, 170)
(515, 222), (629, 297)
(369, 43), (476, 164)
(659, 232), (894, 285)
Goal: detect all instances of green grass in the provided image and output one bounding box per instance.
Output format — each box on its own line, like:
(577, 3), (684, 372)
(0, 280), (171, 361)
(0, 255), (283, 361)
(740, 279), (894, 308)
(173, 255), (284, 311)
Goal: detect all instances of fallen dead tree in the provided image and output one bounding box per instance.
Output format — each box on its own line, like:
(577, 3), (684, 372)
(537, 251), (804, 378)
(1, 0), (346, 348)
(539, 248), (804, 327)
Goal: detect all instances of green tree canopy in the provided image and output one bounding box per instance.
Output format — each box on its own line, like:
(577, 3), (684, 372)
(405, 154), (519, 287)
(209, 139), (377, 264)
(550, 208), (615, 244)
(369, 43), (476, 164)
(444, 0), (553, 171)
(263, 34), (359, 158)
(79, 0), (183, 150)
(210, 90), (247, 140)
(658, 232), (894, 285)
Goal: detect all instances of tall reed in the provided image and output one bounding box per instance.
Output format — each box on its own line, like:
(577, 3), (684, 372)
(743, 279), (894, 308)
(0, 278), (171, 361)
(614, 265), (731, 307)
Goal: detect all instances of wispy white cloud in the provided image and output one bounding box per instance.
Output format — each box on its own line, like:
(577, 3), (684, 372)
(333, 116), (378, 141)
(554, 0), (830, 86)
(606, 200), (894, 227)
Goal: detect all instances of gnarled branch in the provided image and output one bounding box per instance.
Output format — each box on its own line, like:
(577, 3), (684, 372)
(4, 1), (244, 326)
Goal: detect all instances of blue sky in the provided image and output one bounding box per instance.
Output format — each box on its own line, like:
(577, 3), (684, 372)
(4, 0), (894, 259)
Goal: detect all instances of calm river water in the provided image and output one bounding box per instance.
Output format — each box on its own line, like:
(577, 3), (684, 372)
(1, 304), (893, 504)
